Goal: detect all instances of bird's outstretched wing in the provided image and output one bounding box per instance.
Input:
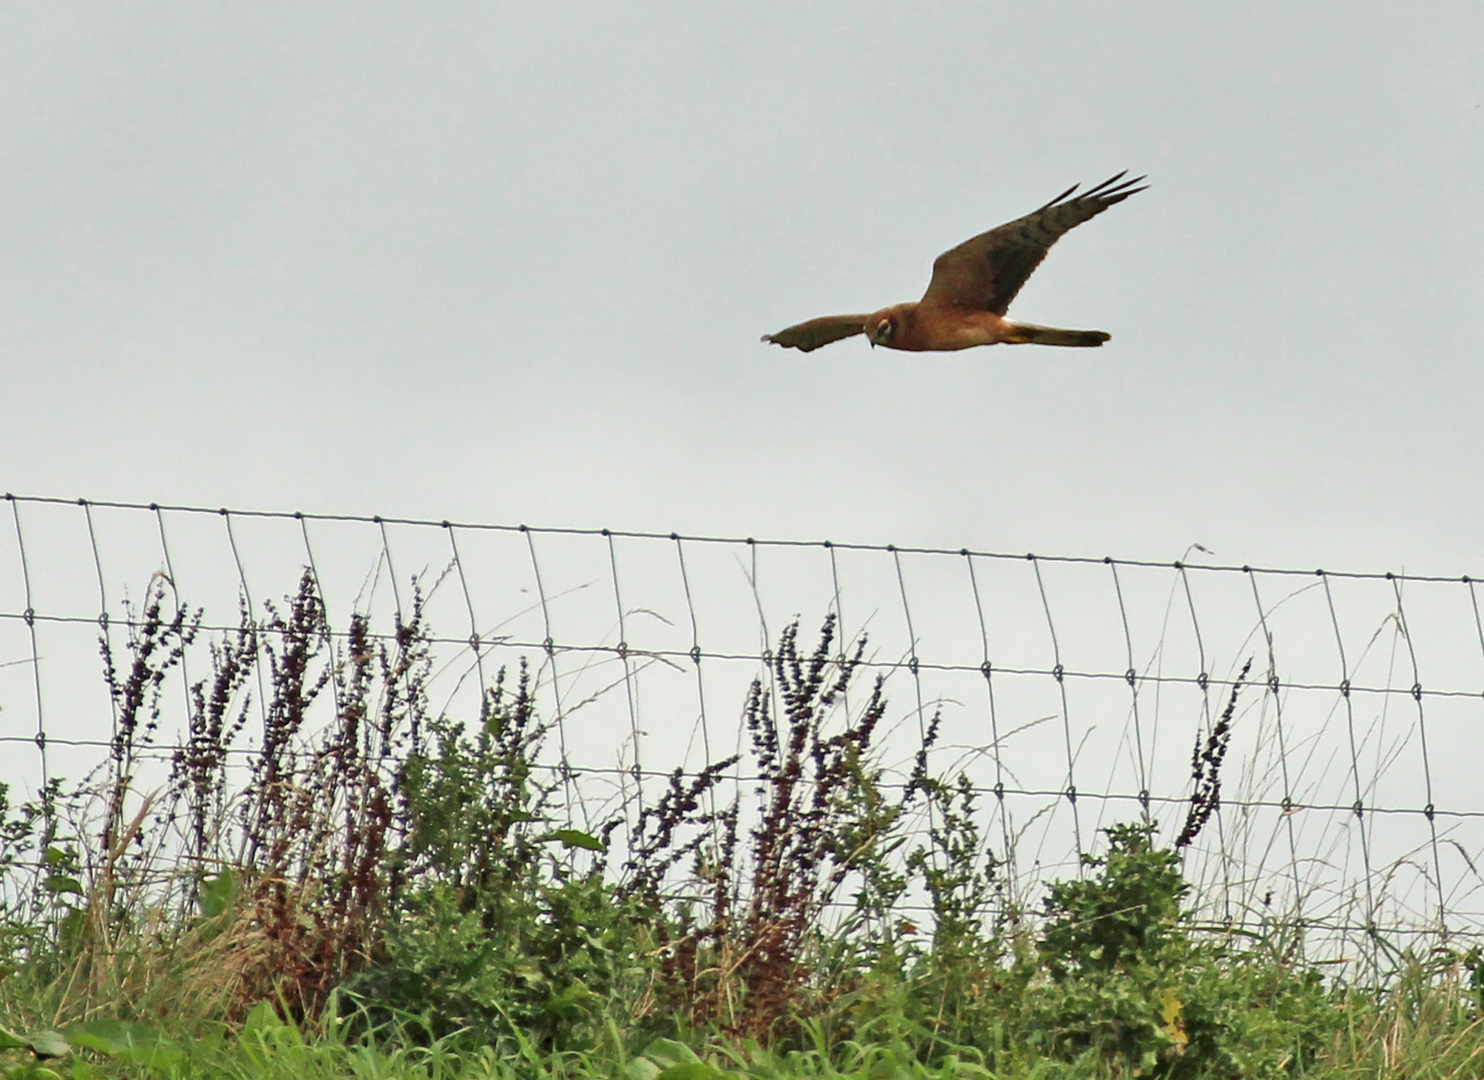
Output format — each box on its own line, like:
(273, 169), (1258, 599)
(921, 172), (1147, 314)
(761, 313), (871, 352)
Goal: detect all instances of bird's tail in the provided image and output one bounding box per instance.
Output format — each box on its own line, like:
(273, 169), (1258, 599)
(1005, 322), (1111, 347)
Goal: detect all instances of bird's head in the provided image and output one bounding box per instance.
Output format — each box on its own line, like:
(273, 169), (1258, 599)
(865, 307), (901, 348)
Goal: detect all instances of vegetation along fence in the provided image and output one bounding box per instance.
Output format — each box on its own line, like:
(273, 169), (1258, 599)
(3, 492), (1483, 978)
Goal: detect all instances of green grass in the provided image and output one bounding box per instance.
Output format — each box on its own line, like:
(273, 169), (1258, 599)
(6, 977), (1484, 1080)
(2, 579), (1483, 1078)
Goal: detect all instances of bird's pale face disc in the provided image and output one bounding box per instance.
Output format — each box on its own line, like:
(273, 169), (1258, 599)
(866, 307), (903, 348)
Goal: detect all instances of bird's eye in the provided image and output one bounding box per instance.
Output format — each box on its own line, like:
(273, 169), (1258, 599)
(876, 319), (893, 339)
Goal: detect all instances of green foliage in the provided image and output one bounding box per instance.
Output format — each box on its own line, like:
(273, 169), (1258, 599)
(819, 769), (1005, 1061)
(0, 780), (68, 944)
(345, 873), (654, 1053)
(622, 616), (944, 1041)
(1011, 823), (1340, 1079)
(341, 666), (655, 1052)
(908, 773), (1002, 959)
(1038, 823), (1188, 979)
(818, 821), (1342, 1079)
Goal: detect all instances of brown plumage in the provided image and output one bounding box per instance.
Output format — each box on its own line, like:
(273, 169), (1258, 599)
(762, 172), (1146, 353)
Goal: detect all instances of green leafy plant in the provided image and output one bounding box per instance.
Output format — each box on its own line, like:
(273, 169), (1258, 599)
(625, 616), (942, 1041)
(341, 663), (655, 1052)
(1011, 822), (1339, 1079)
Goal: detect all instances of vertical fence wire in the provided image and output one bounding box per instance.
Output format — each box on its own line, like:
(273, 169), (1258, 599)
(891, 546), (939, 867)
(5, 497), (48, 818)
(522, 526), (574, 813)
(605, 530), (644, 816)
(1030, 554), (1084, 865)
(80, 500), (121, 750)
(1469, 577), (1484, 925)
(221, 510), (273, 764)
(745, 539), (783, 744)
(1177, 562), (1233, 921)
(1387, 575), (1447, 937)
(444, 523), (489, 719)
(152, 506), (199, 772)
(1320, 571), (1380, 975)
(964, 551), (1014, 886)
(1107, 559), (1151, 823)
(890, 546), (929, 748)
(1469, 578), (1484, 672)
(296, 514), (347, 719)
(673, 535), (719, 819)
(1246, 569), (1307, 932)
(826, 541), (851, 717)
(374, 517), (405, 626)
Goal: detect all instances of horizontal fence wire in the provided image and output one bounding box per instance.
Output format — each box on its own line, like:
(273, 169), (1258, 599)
(3, 492), (1484, 977)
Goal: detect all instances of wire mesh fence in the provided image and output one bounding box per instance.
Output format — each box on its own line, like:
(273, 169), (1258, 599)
(3, 491), (1483, 975)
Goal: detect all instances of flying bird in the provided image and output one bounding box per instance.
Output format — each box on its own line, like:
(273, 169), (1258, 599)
(762, 172), (1146, 353)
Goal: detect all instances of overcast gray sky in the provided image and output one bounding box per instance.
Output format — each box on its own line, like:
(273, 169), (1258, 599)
(2, 4), (1481, 574)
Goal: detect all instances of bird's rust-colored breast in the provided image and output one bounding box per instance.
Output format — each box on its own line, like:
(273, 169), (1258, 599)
(889, 305), (1014, 351)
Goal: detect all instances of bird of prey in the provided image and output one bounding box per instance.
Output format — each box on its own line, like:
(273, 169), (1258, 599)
(762, 172), (1146, 353)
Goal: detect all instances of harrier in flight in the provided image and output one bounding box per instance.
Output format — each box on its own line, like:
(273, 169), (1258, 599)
(762, 172), (1146, 353)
